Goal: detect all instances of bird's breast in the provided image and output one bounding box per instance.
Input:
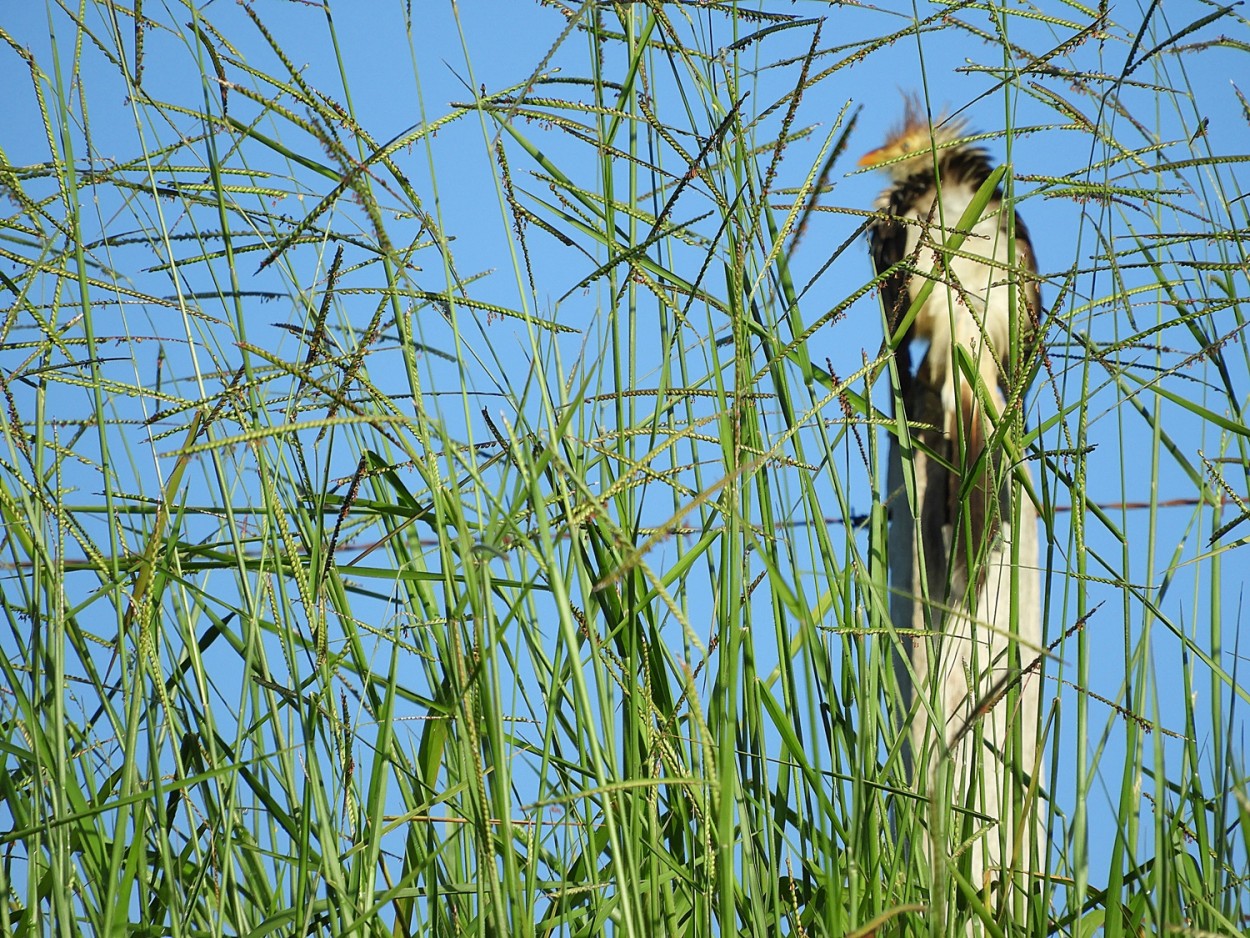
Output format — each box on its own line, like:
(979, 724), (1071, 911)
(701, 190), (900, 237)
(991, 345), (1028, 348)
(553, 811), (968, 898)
(902, 182), (1015, 370)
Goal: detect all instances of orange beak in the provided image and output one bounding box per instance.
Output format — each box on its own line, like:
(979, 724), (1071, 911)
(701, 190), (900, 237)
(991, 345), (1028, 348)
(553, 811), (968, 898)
(857, 147), (886, 168)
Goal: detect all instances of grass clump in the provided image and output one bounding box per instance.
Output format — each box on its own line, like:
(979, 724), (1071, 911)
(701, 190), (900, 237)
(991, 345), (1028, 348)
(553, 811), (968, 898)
(0, 2), (1246, 935)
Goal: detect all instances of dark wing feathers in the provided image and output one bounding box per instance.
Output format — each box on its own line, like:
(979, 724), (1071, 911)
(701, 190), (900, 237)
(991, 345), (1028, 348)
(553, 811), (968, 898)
(868, 209), (913, 397)
(871, 146), (1040, 596)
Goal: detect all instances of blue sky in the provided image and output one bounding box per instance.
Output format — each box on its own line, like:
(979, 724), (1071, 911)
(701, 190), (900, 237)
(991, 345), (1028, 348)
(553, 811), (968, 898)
(4, 0), (1248, 908)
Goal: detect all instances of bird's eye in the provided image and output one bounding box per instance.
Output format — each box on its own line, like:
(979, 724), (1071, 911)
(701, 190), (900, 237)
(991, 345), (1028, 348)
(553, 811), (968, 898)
(901, 141), (911, 152)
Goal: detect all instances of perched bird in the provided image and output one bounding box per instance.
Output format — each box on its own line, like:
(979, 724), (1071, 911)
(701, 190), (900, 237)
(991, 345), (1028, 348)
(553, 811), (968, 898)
(861, 99), (1040, 581)
(861, 99), (1045, 894)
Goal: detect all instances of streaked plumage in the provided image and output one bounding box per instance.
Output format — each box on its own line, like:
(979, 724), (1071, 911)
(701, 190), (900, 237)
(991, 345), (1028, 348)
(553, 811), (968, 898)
(863, 100), (1045, 894)
(861, 103), (1039, 582)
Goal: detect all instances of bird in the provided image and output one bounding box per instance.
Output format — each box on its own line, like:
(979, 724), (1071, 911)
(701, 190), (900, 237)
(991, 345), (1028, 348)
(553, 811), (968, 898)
(860, 99), (1040, 583)
(861, 98), (1045, 896)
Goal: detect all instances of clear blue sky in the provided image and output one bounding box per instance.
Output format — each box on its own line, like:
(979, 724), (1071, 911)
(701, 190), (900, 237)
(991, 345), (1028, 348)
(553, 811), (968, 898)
(4, 0), (1247, 893)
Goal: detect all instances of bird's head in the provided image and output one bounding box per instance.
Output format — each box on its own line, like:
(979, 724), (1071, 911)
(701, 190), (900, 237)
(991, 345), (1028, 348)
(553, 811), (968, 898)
(857, 96), (969, 181)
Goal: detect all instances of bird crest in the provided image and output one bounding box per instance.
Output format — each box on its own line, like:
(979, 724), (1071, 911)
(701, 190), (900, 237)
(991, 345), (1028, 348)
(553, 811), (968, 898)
(858, 94), (972, 181)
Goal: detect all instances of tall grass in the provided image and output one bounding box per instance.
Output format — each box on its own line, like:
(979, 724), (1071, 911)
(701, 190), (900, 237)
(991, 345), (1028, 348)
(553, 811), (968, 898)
(1, 2), (1246, 936)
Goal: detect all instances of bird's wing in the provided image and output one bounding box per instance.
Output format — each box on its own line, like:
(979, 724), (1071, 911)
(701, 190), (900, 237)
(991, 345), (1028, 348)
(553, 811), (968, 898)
(868, 195), (926, 399)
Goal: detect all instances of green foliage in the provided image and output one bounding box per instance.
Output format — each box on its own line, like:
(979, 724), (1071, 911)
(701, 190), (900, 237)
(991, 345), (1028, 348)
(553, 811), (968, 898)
(0, 2), (1246, 936)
